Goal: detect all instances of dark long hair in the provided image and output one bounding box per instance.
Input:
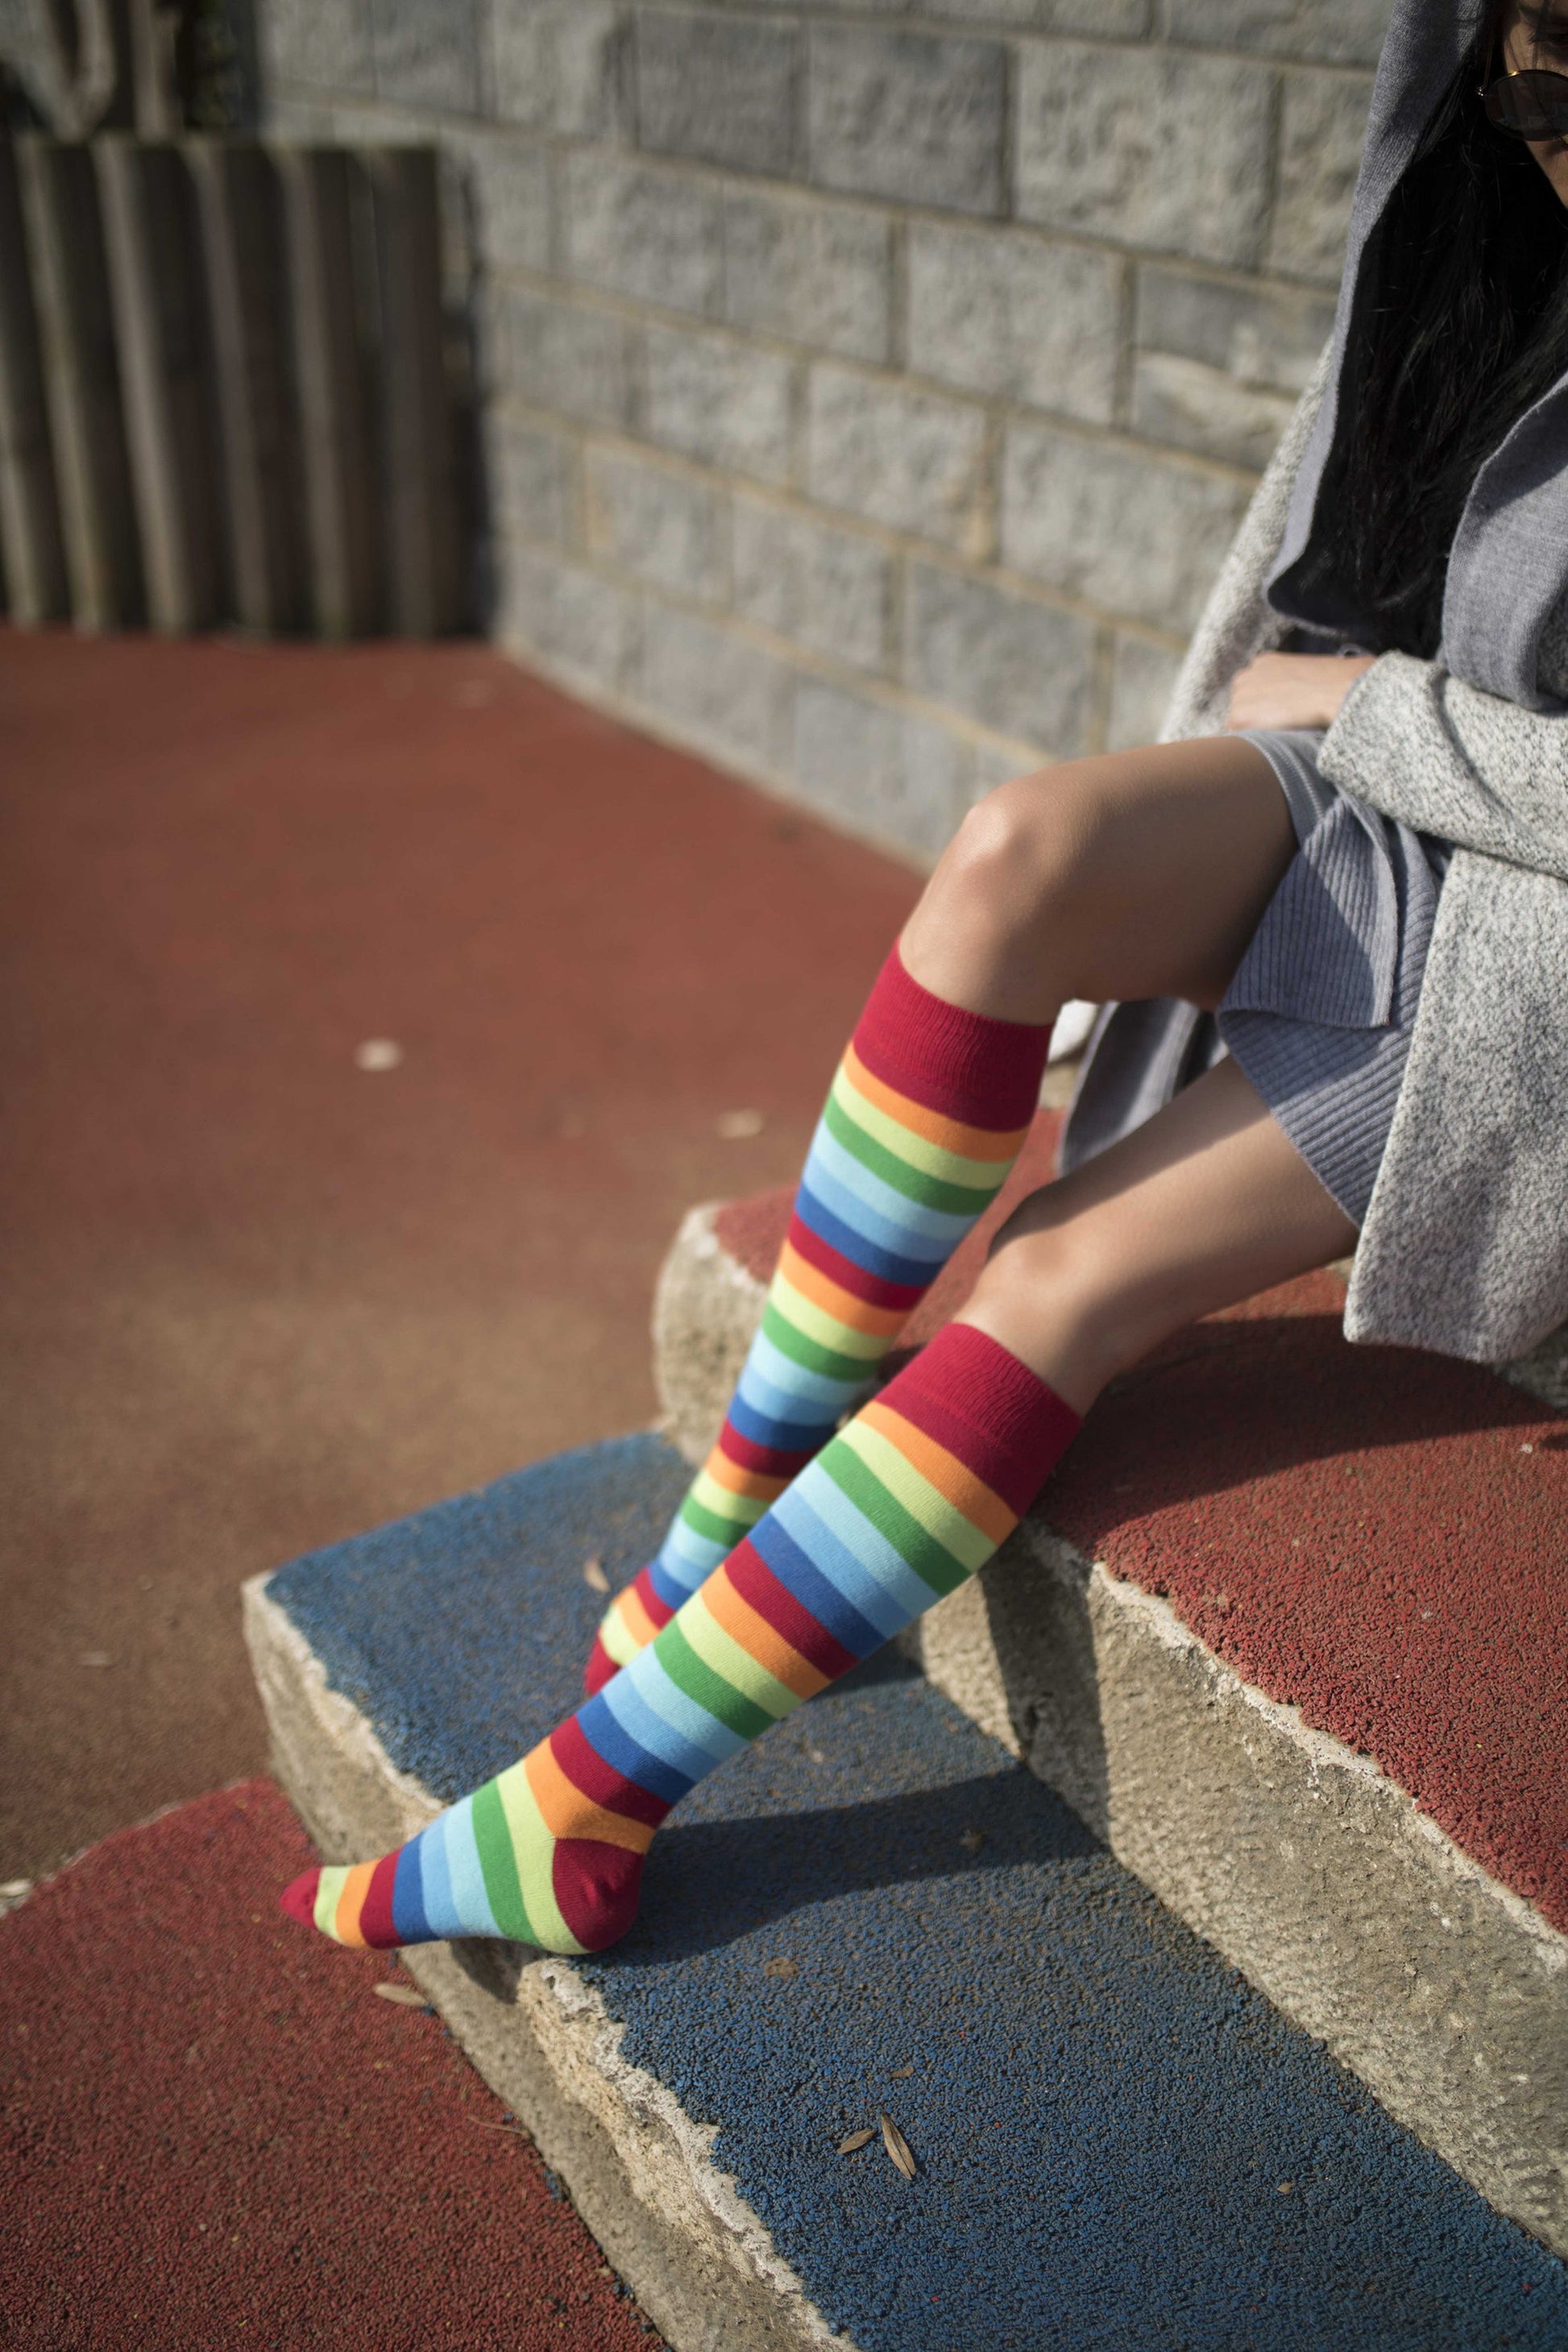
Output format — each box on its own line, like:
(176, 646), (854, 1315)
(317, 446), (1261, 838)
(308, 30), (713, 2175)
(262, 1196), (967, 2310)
(1307, 6), (1568, 657)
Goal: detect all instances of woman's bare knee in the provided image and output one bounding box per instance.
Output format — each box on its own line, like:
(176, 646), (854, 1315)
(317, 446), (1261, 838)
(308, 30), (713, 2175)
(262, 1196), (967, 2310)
(901, 764), (1114, 1023)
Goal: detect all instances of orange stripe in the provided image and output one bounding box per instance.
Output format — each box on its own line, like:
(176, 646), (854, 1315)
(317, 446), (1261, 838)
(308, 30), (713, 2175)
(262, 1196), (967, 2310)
(861, 1398), (1018, 1546)
(330, 1860), (377, 1948)
(842, 1040), (1029, 1164)
(777, 1238), (907, 1336)
(612, 1582), (662, 1651)
(705, 1446), (792, 1503)
(525, 1741), (654, 1856)
(703, 1565), (829, 1702)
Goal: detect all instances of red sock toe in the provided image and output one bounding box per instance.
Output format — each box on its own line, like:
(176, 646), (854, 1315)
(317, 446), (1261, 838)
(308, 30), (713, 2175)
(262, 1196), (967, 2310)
(583, 1633), (620, 1695)
(280, 1868), (321, 1929)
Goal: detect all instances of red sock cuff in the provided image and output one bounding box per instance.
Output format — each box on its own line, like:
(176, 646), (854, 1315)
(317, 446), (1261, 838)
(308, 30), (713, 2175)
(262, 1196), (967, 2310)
(882, 1321), (1081, 1519)
(852, 944), (1052, 1134)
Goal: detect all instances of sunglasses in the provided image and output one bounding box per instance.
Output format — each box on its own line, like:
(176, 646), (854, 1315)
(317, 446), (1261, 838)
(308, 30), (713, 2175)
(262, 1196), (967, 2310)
(1483, 65), (1568, 138)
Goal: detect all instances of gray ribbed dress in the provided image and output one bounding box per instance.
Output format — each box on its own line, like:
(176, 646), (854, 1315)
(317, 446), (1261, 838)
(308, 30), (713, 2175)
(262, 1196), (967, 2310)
(1061, 728), (1452, 1229)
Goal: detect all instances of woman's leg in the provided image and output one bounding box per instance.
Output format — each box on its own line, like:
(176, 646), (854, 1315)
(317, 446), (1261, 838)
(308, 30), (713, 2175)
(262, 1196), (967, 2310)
(283, 1036), (1354, 1960)
(958, 1053), (1357, 1416)
(586, 735), (1297, 1689)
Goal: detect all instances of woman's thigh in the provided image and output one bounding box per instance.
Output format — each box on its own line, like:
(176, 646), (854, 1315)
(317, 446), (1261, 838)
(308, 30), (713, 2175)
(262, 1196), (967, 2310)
(902, 734), (1297, 1024)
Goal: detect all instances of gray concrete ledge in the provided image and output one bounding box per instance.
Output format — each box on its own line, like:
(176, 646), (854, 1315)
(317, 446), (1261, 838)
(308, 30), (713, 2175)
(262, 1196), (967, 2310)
(652, 1204), (1568, 2257)
(243, 1576), (844, 2352)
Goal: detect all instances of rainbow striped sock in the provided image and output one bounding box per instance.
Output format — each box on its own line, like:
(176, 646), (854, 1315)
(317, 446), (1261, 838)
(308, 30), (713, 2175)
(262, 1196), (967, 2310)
(281, 1324), (1081, 1956)
(584, 946), (1052, 1694)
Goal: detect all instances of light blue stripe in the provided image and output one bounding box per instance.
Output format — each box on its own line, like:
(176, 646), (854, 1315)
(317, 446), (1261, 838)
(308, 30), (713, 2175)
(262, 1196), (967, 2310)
(439, 1794), (504, 1939)
(807, 1122), (980, 1250)
(769, 1482), (914, 1640)
(743, 1331), (869, 1416)
(627, 1645), (749, 1764)
(778, 1466), (946, 1616)
(657, 1520), (728, 1586)
(601, 1666), (718, 1787)
(413, 1811), (466, 1941)
(805, 1130), (975, 1257)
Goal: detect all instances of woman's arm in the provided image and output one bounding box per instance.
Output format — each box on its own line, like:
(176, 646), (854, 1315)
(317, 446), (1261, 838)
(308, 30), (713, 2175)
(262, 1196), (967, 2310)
(1225, 651), (1375, 732)
(1316, 652), (1568, 877)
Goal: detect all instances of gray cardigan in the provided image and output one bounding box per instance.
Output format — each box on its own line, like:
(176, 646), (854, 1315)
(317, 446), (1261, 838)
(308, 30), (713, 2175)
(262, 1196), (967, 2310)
(1154, 0), (1568, 1366)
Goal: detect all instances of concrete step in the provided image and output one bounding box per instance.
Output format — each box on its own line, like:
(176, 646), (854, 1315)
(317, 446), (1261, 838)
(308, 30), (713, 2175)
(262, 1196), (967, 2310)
(247, 1433), (1568, 2351)
(651, 1128), (1568, 2260)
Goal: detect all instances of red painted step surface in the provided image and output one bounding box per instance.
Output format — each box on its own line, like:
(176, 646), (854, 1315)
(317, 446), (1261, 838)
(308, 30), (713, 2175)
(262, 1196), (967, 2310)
(0, 1782), (658, 2350)
(712, 1164), (1568, 1935)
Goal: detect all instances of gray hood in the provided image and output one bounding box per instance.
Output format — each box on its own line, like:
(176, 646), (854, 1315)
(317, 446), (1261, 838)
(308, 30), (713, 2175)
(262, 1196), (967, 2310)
(1268, 0), (1568, 712)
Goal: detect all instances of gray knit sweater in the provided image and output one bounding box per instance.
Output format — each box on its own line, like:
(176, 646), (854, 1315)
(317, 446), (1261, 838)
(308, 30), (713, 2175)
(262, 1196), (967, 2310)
(1163, 0), (1568, 1362)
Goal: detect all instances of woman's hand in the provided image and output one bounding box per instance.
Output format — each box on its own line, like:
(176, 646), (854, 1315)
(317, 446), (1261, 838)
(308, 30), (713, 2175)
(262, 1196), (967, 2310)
(1226, 652), (1376, 732)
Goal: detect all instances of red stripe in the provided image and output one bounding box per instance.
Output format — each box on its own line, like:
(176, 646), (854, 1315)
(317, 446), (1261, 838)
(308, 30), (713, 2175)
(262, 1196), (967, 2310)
(552, 1840), (644, 1954)
(882, 1322), (1081, 1518)
(629, 1564), (676, 1628)
(852, 945), (1049, 1133)
(726, 1539), (860, 1680)
(716, 1420), (819, 1479)
(551, 1715), (669, 1831)
(787, 1213), (926, 1312)
(357, 1849), (403, 1950)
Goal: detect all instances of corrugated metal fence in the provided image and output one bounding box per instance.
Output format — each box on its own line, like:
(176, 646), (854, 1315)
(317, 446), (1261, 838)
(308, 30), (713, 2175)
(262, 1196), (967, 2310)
(0, 136), (465, 637)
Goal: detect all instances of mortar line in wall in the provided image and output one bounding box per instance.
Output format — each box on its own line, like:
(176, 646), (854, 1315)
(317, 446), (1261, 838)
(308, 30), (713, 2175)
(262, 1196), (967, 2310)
(494, 398), (1194, 656)
(487, 261), (1267, 492)
(296, 88), (1359, 303)
(539, 566), (1050, 800)
(574, 5), (1383, 82)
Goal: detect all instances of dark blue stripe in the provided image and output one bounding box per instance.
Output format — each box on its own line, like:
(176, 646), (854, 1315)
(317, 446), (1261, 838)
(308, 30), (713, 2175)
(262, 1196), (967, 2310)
(795, 1184), (946, 1288)
(749, 1512), (885, 1660)
(726, 1392), (840, 1455)
(579, 1690), (695, 1807)
(648, 1558), (699, 1616)
(391, 1836), (432, 1943)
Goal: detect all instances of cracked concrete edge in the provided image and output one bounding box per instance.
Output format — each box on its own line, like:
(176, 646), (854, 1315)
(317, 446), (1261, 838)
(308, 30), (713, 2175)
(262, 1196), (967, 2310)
(241, 1576), (850, 2352)
(654, 1209), (1568, 2259)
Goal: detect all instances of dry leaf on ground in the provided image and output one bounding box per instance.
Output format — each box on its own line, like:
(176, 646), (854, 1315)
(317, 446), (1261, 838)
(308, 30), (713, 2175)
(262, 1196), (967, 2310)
(879, 2113), (917, 2180)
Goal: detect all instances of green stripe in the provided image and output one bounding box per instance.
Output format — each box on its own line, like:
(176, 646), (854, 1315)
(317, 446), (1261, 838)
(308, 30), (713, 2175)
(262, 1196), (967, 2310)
(471, 1777), (537, 1943)
(823, 1089), (1003, 1218)
(681, 1493), (754, 1549)
(761, 1298), (870, 1386)
(821, 1443), (971, 1599)
(657, 1620), (774, 1741)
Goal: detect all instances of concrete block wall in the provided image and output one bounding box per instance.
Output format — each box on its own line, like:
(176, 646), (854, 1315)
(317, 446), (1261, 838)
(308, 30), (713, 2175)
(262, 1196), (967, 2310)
(258, 1), (1388, 864)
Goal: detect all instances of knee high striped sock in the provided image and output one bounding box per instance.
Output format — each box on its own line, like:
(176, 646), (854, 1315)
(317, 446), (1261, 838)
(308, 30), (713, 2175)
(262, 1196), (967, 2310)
(584, 946), (1052, 1695)
(281, 1324), (1081, 1957)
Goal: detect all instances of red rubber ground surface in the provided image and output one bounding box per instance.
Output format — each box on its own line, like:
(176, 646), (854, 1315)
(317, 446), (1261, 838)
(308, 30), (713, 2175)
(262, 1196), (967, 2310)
(0, 1781), (661, 2350)
(0, 629), (919, 1884)
(713, 1174), (1568, 1933)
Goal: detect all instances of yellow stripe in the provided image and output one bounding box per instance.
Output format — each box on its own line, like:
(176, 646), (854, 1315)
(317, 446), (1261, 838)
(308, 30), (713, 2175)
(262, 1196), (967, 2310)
(860, 1398), (1018, 1545)
(770, 1267), (890, 1362)
(842, 1040), (1028, 1162)
(600, 1607), (641, 1669)
(314, 1865), (351, 1938)
(837, 1417), (996, 1573)
(690, 1466), (769, 1527)
(495, 1758), (585, 1954)
(831, 1063), (1005, 1192)
(683, 1590), (799, 1720)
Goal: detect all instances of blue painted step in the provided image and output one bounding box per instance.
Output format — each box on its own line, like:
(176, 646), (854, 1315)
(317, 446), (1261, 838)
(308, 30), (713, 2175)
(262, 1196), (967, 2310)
(269, 1433), (1568, 2352)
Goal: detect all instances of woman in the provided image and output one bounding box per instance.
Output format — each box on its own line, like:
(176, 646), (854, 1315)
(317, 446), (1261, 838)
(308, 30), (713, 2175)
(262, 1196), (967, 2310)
(284, 0), (1568, 1959)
